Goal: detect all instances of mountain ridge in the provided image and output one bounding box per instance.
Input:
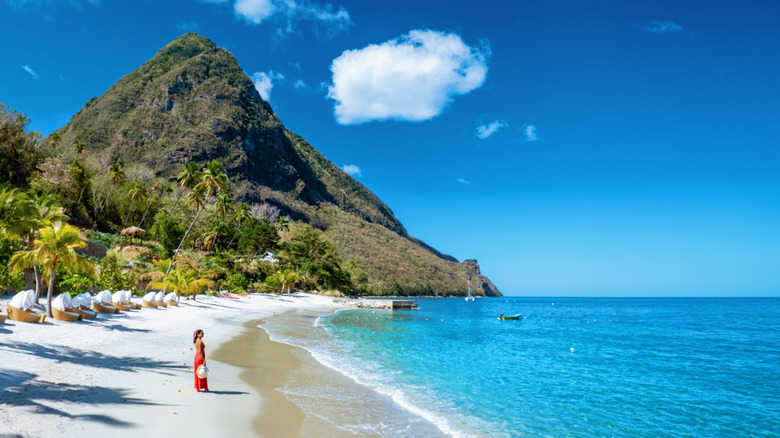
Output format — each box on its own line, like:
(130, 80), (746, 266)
(57, 33), (501, 297)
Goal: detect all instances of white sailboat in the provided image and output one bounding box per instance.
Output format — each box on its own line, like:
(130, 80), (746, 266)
(465, 273), (475, 301)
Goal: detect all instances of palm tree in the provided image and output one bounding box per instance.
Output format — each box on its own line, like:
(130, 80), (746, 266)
(149, 268), (213, 302)
(123, 182), (147, 228)
(226, 201), (251, 248)
(73, 141), (86, 155)
(171, 161), (202, 214)
(186, 185), (206, 211)
(2, 192), (68, 302)
(165, 160), (228, 278)
(138, 182), (161, 227)
(9, 224), (97, 317)
(276, 216), (290, 233)
(275, 269), (299, 294)
(107, 163), (125, 184)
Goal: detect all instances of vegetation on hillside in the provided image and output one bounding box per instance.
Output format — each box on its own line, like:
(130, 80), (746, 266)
(0, 32), (501, 298)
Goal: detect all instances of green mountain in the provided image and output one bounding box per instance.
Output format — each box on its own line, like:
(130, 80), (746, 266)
(56, 33), (501, 297)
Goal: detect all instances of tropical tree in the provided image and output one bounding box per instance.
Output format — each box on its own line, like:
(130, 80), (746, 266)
(226, 201), (251, 248)
(148, 267), (213, 302)
(123, 181), (147, 228)
(138, 182), (160, 227)
(275, 216), (290, 233)
(73, 141), (86, 155)
(2, 192), (68, 301)
(171, 161), (202, 214)
(107, 163), (125, 184)
(275, 269), (299, 294)
(165, 160), (228, 278)
(9, 224), (97, 317)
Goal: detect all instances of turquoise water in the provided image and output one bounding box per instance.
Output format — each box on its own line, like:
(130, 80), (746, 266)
(267, 298), (780, 437)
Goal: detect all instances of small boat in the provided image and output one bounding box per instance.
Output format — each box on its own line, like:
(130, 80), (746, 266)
(498, 314), (522, 320)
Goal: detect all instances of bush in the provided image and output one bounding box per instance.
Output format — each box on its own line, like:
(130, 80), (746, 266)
(224, 273), (249, 292)
(151, 213), (185, 258)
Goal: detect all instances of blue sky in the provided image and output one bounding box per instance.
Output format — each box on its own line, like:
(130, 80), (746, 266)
(2, 0), (779, 296)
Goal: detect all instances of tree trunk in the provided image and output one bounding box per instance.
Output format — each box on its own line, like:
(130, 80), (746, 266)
(46, 260), (57, 318)
(165, 205), (204, 279)
(138, 199), (154, 228)
(122, 203), (135, 228)
(226, 222), (241, 249)
(33, 264), (42, 303)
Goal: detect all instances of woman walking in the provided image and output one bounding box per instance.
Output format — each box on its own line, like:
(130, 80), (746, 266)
(193, 329), (209, 392)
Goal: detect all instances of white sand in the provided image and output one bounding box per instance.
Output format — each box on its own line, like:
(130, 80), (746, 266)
(0, 293), (344, 437)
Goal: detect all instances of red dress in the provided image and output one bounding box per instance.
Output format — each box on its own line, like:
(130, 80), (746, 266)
(194, 342), (209, 391)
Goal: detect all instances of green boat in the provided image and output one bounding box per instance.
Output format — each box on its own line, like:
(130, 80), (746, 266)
(498, 314), (522, 320)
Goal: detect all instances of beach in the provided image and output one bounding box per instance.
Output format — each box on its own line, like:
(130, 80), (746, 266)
(0, 293), (345, 437)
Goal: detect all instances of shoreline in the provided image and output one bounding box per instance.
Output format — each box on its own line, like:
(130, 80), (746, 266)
(0, 292), (345, 437)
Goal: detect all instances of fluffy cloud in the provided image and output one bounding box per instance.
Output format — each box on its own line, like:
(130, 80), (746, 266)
(457, 178), (471, 185)
(294, 79), (307, 89)
(643, 21), (683, 34)
(229, 0), (351, 35)
(524, 125), (538, 142)
(342, 164), (361, 176)
(234, 0), (274, 23)
(21, 65), (39, 79)
(476, 120), (507, 139)
(251, 70), (283, 101)
(327, 29), (489, 125)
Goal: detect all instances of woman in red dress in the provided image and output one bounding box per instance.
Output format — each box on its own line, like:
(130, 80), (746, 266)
(193, 329), (209, 392)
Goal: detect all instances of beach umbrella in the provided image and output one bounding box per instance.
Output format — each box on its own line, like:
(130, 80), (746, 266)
(120, 226), (146, 236)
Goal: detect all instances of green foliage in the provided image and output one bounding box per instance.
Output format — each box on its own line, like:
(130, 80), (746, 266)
(224, 273), (249, 292)
(281, 223), (350, 292)
(98, 256), (139, 291)
(237, 218), (279, 255)
(0, 235), (25, 291)
(152, 212), (185, 258)
(85, 230), (127, 247)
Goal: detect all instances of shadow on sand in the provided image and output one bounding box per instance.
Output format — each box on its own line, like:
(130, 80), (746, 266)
(0, 369), (156, 428)
(0, 342), (187, 375)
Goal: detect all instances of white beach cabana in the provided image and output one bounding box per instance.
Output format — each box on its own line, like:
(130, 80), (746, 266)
(164, 292), (178, 306)
(7, 290), (46, 323)
(93, 290), (118, 313)
(68, 293), (98, 319)
(142, 292), (158, 308)
(51, 293), (81, 322)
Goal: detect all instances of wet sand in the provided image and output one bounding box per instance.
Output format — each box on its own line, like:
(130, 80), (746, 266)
(213, 317), (350, 438)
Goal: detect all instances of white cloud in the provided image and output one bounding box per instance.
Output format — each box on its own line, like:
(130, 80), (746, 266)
(230, 0), (351, 35)
(476, 120), (507, 139)
(294, 79), (307, 89)
(327, 29), (489, 125)
(21, 65), (39, 79)
(235, 0), (275, 24)
(457, 178), (470, 185)
(643, 21), (683, 34)
(524, 125), (538, 142)
(251, 70), (283, 101)
(342, 164), (361, 176)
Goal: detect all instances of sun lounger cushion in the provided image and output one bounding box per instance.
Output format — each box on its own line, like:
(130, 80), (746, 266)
(10, 290), (36, 311)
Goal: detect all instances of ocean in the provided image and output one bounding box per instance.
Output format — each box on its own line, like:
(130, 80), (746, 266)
(262, 297), (780, 437)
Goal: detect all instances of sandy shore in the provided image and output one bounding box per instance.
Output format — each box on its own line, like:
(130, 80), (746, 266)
(0, 292), (345, 437)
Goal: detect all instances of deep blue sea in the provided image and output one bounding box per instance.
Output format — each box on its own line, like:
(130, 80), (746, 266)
(264, 297), (780, 437)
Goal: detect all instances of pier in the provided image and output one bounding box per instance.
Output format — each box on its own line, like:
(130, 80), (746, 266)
(337, 298), (418, 310)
